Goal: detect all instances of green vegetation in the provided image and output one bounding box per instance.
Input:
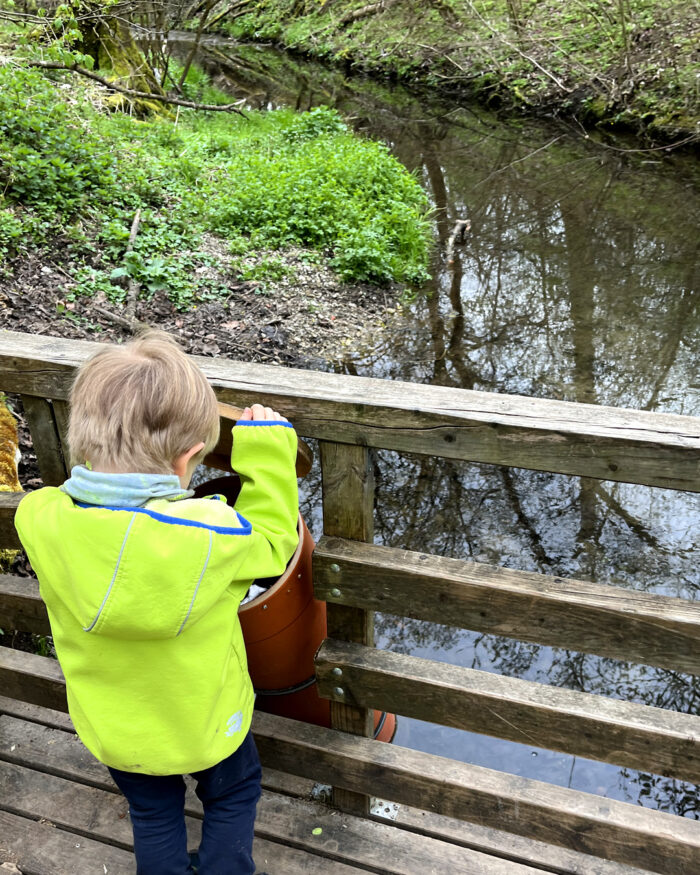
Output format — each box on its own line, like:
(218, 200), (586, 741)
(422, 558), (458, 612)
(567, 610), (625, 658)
(0, 65), (431, 302)
(218, 0), (699, 143)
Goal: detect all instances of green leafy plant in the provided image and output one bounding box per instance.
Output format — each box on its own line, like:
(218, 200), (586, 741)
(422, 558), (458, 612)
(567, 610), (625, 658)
(0, 67), (431, 304)
(0, 68), (118, 216)
(0, 206), (25, 262)
(282, 105), (348, 143)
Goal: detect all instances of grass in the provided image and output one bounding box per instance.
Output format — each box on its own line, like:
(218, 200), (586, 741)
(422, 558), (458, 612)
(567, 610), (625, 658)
(0, 63), (431, 305)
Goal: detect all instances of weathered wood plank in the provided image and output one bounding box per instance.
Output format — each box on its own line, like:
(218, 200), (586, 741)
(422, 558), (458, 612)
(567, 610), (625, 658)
(254, 791), (545, 875)
(2, 329), (698, 490)
(0, 761), (374, 875)
(0, 716), (543, 875)
(0, 809), (134, 875)
(316, 639), (700, 784)
(0, 492), (22, 550)
(0, 714), (649, 875)
(0, 647), (66, 712)
(0, 656), (694, 873)
(51, 398), (71, 469)
(0, 760), (133, 847)
(313, 537), (700, 675)
(389, 806), (650, 875)
(249, 839), (378, 875)
(0, 576), (49, 635)
(19, 395), (68, 486)
(252, 711), (700, 874)
(320, 441), (375, 816)
(0, 695), (73, 732)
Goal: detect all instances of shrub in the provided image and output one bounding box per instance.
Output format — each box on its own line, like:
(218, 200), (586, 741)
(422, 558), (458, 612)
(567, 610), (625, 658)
(0, 67), (117, 215)
(0, 205), (25, 262)
(201, 108), (430, 285)
(282, 105), (348, 143)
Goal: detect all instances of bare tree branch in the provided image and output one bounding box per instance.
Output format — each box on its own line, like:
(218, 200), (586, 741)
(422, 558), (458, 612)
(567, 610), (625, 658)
(16, 60), (248, 113)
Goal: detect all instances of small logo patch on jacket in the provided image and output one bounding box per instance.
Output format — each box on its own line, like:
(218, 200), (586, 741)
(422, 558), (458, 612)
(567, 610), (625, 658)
(225, 711), (243, 737)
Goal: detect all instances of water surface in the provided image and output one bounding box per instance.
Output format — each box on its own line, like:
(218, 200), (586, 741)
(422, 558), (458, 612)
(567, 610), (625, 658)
(184, 38), (700, 816)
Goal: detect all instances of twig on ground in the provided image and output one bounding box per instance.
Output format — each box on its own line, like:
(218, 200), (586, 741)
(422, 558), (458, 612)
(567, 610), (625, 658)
(91, 303), (150, 333)
(123, 208), (142, 324)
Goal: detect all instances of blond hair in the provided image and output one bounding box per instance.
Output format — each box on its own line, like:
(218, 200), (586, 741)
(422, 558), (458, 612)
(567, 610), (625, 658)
(68, 331), (220, 474)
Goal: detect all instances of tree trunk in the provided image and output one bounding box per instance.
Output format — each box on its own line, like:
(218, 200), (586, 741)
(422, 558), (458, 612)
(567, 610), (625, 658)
(78, 10), (167, 114)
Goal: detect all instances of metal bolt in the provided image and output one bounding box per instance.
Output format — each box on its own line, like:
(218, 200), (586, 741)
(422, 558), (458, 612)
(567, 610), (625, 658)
(330, 563), (340, 573)
(330, 587), (342, 598)
(334, 686), (345, 697)
(262, 604), (268, 610)
(331, 667), (343, 678)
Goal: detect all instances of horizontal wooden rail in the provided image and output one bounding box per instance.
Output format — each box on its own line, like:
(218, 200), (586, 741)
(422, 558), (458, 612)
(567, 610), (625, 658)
(1, 648), (698, 872)
(0, 492), (23, 550)
(316, 639), (700, 784)
(0, 646), (67, 712)
(253, 712), (699, 874)
(0, 575), (49, 635)
(313, 537), (700, 675)
(2, 330), (699, 490)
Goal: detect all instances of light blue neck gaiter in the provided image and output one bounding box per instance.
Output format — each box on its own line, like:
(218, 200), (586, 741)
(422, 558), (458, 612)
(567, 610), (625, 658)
(61, 465), (192, 507)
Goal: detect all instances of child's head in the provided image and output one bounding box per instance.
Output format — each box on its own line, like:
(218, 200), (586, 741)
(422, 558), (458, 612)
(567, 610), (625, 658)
(68, 330), (220, 477)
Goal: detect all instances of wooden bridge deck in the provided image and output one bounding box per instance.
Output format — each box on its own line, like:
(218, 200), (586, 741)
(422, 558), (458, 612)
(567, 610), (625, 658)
(2, 330), (699, 875)
(0, 697), (649, 875)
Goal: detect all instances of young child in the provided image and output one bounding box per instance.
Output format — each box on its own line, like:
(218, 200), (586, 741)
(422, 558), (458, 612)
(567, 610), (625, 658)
(14, 330), (299, 875)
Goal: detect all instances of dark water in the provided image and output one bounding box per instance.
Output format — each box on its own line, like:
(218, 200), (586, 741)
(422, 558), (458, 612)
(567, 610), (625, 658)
(183, 38), (700, 816)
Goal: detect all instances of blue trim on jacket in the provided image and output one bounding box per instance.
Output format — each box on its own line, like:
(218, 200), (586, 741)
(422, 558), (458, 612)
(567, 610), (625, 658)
(74, 502), (253, 536)
(234, 420), (293, 428)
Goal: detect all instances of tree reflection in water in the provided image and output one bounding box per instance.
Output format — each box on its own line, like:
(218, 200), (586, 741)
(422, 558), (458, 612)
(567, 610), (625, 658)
(187, 39), (700, 815)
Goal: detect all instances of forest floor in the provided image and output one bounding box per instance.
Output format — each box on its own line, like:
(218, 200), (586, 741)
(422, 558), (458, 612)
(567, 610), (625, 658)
(0, 237), (403, 371)
(0, 58), (423, 374)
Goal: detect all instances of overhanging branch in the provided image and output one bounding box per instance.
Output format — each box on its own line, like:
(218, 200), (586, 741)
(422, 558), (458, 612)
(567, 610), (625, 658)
(18, 60), (248, 114)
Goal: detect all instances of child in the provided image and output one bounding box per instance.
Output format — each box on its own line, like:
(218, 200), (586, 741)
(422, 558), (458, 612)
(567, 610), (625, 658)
(15, 330), (300, 875)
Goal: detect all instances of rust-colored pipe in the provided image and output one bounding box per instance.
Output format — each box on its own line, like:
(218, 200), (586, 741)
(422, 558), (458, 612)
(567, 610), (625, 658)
(194, 474), (397, 742)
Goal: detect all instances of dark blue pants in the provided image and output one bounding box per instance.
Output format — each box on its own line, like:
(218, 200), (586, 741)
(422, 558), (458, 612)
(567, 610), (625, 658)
(108, 732), (262, 875)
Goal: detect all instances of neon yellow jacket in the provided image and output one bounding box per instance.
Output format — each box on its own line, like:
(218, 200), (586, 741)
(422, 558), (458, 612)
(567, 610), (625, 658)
(14, 422), (299, 775)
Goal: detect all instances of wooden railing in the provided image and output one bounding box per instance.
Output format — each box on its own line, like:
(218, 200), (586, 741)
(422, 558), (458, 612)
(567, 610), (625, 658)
(1, 328), (700, 873)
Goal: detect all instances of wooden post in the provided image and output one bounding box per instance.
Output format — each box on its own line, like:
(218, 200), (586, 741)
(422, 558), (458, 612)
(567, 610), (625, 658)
(319, 441), (375, 815)
(20, 396), (68, 487)
(51, 399), (71, 470)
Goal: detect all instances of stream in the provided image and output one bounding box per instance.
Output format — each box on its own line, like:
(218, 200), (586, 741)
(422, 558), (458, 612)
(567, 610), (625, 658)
(180, 37), (700, 817)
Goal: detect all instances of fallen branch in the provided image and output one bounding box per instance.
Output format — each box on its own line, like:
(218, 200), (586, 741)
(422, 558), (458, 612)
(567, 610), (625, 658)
(91, 303), (150, 334)
(19, 60), (248, 114)
(340, 0), (397, 28)
(446, 219), (470, 266)
(123, 208), (142, 324)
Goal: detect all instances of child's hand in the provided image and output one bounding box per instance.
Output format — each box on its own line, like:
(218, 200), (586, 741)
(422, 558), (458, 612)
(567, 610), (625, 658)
(240, 403), (288, 422)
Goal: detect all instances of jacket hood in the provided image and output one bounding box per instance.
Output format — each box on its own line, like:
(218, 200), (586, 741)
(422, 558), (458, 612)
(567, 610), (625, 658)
(21, 489), (253, 641)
